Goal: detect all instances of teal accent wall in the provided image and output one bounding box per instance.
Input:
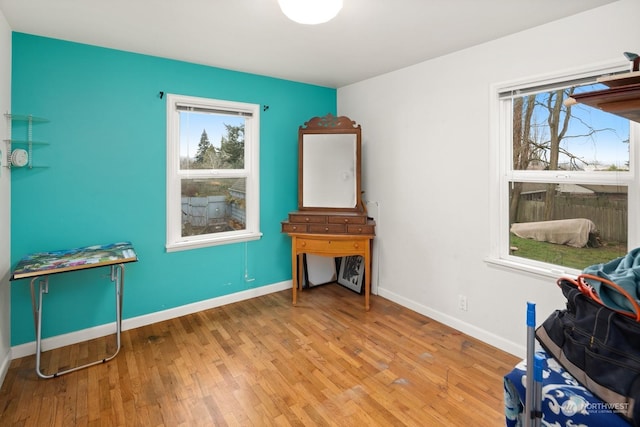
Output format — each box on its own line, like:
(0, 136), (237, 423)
(10, 33), (336, 346)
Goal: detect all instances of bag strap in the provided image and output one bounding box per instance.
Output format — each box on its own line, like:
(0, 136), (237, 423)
(563, 274), (640, 321)
(557, 275), (602, 303)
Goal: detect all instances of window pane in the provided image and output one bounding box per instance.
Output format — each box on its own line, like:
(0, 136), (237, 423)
(508, 181), (627, 269)
(181, 178), (246, 237)
(180, 111), (245, 170)
(512, 83), (630, 171)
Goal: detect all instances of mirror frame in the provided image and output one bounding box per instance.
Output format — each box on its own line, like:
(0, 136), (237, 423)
(298, 113), (362, 212)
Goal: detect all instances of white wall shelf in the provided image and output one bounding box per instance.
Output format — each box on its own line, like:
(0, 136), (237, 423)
(4, 113), (49, 169)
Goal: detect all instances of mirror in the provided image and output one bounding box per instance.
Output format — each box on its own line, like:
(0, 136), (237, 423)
(298, 114), (362, 211)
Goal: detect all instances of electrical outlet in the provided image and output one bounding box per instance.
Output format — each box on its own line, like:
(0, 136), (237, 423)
(458, 295), (468, 311)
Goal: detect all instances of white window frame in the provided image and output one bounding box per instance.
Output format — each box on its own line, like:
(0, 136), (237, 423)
(488, 62), (640, 278)
(166, 93), (261, 252)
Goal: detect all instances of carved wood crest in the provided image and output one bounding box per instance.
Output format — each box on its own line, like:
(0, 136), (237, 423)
(301, 113), (361, 131)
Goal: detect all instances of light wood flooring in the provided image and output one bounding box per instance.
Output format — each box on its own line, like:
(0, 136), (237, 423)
(0, 284), (520, 426)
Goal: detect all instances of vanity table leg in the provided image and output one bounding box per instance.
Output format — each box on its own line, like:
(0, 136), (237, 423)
(291, 237), (298, 305)
(365, 242), (371, 311)
(298, 254), (304, 291)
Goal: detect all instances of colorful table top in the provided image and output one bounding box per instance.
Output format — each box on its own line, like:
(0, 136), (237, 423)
(11, 241), (138, 280)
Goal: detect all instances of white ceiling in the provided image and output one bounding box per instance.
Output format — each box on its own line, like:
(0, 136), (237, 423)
(0, 0), (618, 88)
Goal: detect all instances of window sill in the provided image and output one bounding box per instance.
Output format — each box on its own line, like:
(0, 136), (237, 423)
(484, 256), (579, 281)
(166, 231), (262, 252)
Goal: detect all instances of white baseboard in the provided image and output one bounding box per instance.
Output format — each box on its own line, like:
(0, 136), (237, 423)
(10, 281), (525, 361)
(11, 280), (291, 359)
(0, 348), (10, 386)
(377, 287), (524, 358)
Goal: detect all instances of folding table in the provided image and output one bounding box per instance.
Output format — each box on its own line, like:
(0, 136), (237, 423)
(11, 241), (138, 378)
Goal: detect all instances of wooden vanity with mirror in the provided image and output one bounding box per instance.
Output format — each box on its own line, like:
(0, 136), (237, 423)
(281, 113), (375, 310)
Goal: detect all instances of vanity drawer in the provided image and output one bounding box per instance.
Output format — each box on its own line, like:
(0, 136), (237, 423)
(281, 222), (308, 233)
(288, 214), (327, 224)
(296, 238), (369, 253)
(328, 215), (367, 225)
(283, 211), (375, 235)
(347, 223), (376, 234)
(308, 223), (346, 234)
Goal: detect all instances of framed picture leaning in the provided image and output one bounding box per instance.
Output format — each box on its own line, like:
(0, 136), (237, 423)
(337, 255), (364, 294)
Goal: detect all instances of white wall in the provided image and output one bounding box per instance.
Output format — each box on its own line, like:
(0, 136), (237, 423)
(0, 8), (11, 384)
(338, 0), (640, 358)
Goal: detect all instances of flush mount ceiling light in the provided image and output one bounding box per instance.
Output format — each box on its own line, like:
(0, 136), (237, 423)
(278, 0), (343, 25)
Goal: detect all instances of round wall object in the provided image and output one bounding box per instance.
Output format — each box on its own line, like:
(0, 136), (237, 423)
(10, 148), (29, 167)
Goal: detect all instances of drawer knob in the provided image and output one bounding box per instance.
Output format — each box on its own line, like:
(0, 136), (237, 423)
(344, 219), (349, 223)
(301, 241), (306, 247)
(357, 227), (362, 232)
(325, 227), (329, 231)
(292, 226), (298, 230)
(353, 243), (359, 249)
(305, 217), (310, 222)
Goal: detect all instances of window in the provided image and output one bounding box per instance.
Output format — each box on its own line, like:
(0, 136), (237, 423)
(490, 65), (639, 276)
(166, 94), (261, 252)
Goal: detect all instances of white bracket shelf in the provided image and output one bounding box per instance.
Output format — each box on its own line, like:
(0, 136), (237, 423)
(4, 113), (49, 169)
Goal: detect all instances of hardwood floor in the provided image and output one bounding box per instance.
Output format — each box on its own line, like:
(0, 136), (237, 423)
(0, 284), (519, 426)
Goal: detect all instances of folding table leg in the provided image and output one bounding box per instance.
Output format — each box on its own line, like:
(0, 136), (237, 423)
(30, 264), (125, 379)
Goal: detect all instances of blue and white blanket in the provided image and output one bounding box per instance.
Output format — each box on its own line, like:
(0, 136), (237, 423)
(504, 351), (631, 427)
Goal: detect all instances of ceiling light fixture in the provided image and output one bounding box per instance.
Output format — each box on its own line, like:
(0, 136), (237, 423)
(278, 0), (343, 25)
